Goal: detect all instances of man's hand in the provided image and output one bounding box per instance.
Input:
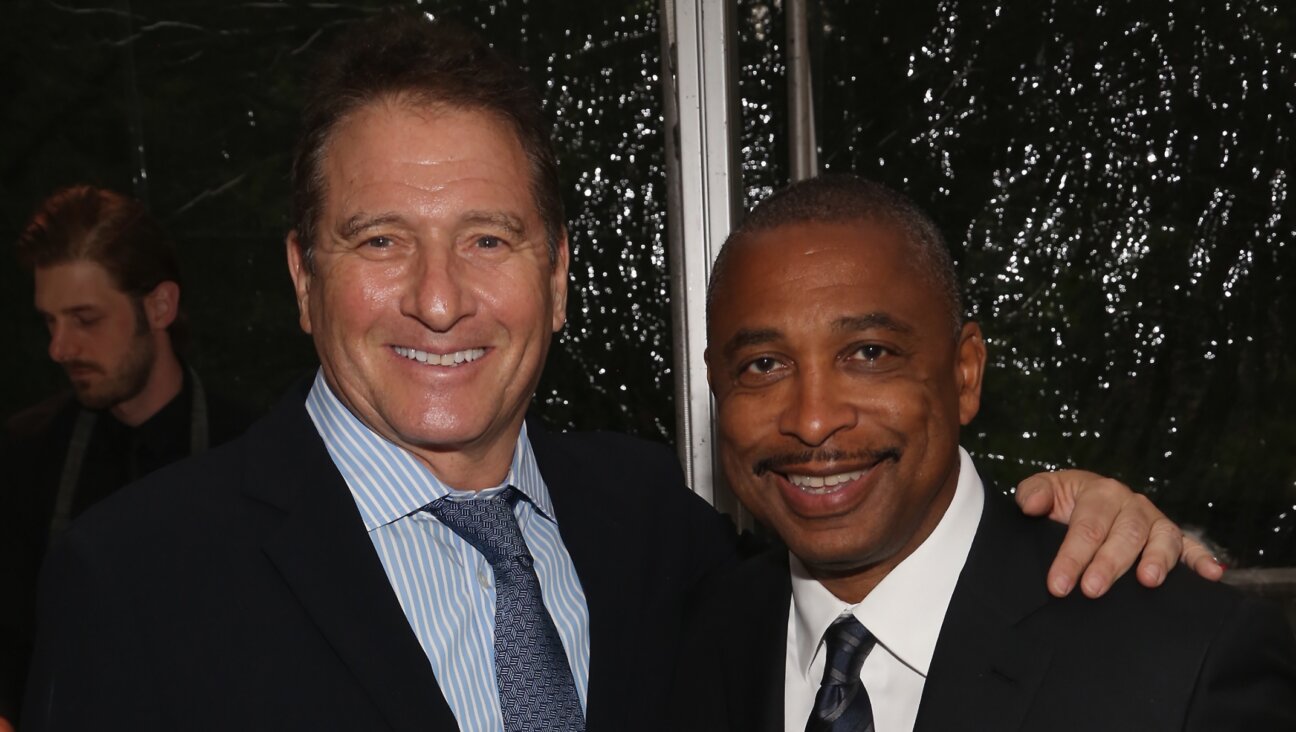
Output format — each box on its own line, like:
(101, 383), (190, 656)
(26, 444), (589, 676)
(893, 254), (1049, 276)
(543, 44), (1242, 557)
(1016, 469), (1224, 598)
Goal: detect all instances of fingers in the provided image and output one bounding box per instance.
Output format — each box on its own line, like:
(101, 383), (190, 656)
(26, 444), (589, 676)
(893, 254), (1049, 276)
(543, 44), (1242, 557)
(1014, 474), (1057, 517)
(1182, 534), (1225, 581)
(1079, 493), (1163, 598)
(1048, 483), (1162, 598)
(1133, 516), (1184, 588)
(1046, 513), (1109, 597)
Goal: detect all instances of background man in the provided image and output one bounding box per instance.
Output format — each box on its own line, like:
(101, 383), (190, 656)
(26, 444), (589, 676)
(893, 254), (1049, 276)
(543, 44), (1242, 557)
(675, 175), (1296, 730)
(24, 15), (1214, 732)
(0, 185), (251, 729)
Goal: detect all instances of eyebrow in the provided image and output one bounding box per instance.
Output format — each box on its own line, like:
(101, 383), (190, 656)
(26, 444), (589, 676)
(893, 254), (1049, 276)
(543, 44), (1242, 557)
(36, 304), (101, 319)
(336, 210), (528, 240)
(461, 210), (526, 237)
(720, 312), (913, 358)
(338, 212), (405, 240)
(722, 327), (783, 357)
(833, 312), (914, 335)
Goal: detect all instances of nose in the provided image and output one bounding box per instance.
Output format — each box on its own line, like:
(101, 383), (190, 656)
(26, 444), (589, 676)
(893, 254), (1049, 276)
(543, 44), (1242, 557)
(777, 365), (857, 447)
(48, 322), (77, 363)
(402, 243), (477, 332)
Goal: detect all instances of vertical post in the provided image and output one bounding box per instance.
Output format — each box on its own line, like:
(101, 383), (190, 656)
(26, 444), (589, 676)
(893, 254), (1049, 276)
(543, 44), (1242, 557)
(786, 0), (818, 181)
(659, 0), (745, 520)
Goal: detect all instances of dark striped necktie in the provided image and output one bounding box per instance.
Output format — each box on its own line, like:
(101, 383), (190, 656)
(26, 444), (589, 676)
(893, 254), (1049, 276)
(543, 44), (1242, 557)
(424, 487), (585, 732)
(805, 616), (877, 732)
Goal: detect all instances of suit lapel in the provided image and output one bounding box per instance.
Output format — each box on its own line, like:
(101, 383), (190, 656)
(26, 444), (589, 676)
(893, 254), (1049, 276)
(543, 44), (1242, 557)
(730, 549), (793, 732)
(915, 489), (1056, 732)
(529, 427), (639, 730)
(243, 386), (456, 732)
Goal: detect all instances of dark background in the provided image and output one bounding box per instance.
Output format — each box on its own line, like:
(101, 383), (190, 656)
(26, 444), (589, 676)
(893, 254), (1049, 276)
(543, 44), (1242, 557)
(2, 0), (1292, 565)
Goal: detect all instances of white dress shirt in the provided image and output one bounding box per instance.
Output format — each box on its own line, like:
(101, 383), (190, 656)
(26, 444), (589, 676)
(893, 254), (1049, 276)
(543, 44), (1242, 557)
(304, 372), (590, 732)
(784, 447), (985, 732)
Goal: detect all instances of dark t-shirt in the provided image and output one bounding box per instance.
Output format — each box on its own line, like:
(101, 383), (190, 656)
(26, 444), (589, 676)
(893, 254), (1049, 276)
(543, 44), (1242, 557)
(0, 373), (254, 722)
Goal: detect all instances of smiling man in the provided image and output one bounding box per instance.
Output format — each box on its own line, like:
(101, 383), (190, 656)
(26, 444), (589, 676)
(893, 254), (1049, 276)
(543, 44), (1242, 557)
(21, 16), (1230, 732)
(673, 175), (1296, 731)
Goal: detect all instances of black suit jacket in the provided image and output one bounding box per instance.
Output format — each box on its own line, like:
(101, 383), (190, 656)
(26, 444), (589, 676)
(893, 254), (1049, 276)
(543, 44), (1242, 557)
(1, 375), (253, 723)
(672, 486), (1296, 731)
(23, 381), (738, 731)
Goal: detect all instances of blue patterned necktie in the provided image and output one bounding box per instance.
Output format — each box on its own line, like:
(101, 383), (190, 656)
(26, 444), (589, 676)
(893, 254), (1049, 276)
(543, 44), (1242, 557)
(805, 616), (877, 732)
(424, 487), (585, 732)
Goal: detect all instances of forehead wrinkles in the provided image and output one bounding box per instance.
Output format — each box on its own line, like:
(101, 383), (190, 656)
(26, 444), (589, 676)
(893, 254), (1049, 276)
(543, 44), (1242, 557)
(322, 106), (534, 225)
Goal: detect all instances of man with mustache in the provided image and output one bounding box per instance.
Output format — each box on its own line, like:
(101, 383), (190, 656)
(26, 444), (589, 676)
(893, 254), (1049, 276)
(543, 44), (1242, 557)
(22, 16), (1221, 732)
(1, 185), (252, 729)
(673, 175), (1296, 730)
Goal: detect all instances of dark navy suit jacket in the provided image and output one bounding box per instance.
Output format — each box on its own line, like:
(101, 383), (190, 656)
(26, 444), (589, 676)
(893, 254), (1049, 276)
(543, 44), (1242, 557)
(24, 380), (739, 731)
(671, 486), (1296, 731)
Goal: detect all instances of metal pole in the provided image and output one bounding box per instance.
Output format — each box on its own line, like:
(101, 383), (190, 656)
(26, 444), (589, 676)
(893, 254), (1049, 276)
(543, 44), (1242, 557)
(659, 0), (745, 521)
(787, 0), (819, 181)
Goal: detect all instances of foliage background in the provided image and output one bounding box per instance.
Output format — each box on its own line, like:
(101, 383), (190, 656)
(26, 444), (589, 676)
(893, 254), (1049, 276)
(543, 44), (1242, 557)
(2, 0), (1291, 564)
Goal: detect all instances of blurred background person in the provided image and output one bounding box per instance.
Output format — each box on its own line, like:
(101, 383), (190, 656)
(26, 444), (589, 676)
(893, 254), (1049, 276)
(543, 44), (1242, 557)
(0, 185), (253, 730)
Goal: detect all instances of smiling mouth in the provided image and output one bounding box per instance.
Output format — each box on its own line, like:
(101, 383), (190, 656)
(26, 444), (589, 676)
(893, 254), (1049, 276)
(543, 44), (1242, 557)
(392, 346), (486, 367)
(784, 469), (868, 494)
(756, 447), (901, 496)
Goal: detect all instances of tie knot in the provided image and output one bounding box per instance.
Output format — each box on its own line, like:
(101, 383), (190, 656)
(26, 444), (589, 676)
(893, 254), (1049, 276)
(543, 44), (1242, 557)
(423, 486), (531, 568)
(820, 616), (875, 687)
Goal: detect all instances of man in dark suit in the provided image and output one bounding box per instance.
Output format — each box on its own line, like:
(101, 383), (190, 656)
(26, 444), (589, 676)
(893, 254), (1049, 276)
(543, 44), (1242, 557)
(1, 185), (253, 730)
(674, 175), (1296, 730)
(22, 15), (1224, 732)
(17, 15), (742, 732)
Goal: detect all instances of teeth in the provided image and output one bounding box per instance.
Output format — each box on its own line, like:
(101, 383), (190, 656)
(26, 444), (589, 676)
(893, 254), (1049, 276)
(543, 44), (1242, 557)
(393, 346), (486, 367)
(787, 469), (866, 494)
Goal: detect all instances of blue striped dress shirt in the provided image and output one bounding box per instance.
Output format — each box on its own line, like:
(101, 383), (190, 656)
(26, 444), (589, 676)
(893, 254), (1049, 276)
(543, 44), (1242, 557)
(304, 371), (591, 731)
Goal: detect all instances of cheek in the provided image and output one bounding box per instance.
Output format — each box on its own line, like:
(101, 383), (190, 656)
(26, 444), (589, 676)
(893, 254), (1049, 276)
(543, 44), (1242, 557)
(716, 393), (771, 451)
(481, 272), (558, 342)
(315, 269), (397, 329)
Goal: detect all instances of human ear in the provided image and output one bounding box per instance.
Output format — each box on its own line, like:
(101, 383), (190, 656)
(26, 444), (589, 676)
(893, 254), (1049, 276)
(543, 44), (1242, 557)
(286, 231), (314, 334)
(549, 230), (570, 333)
(955, 321), (987, 425)
(143, 281), (180, 330)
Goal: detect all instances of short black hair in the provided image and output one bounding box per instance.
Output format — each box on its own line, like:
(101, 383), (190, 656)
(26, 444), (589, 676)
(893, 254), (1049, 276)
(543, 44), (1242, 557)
(708, 175), (963, 335)
(290, 11), (564, 266)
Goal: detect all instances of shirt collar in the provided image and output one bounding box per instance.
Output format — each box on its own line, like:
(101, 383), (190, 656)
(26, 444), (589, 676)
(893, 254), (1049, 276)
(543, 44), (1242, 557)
(789, 446), (985, 681)
(304, 369), (555, 531)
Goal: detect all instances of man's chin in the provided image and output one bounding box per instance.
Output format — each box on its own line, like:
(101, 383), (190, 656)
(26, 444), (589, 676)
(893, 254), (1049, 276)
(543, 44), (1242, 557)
(71, 379), (135, 411)
(787, 535), (890, 579)
(73, 389), (118, 411)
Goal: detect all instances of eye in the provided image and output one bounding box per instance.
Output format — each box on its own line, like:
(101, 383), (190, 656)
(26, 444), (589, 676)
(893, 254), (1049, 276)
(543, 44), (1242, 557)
(475, 235), (503, 250)
(734, 355), (789, 387)
(363, 235), (393, 249)
(847, 343), (895, 365)
(744, 356), (780, 374)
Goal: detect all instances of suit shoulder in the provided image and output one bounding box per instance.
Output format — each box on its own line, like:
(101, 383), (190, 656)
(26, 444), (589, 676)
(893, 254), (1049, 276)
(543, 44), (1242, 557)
(985, 489), (1254, 624)
(533, 426), (678, 462)
(59, 429), (258, 552)
(201, 389), (259, 446)
(690, 545), (789, 615)
(530, 427), (687, 494)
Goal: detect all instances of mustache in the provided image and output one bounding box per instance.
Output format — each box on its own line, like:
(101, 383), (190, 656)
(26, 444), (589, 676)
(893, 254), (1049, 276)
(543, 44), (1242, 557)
(62, 361), (104, 374)
(752, 447), (901, 476)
